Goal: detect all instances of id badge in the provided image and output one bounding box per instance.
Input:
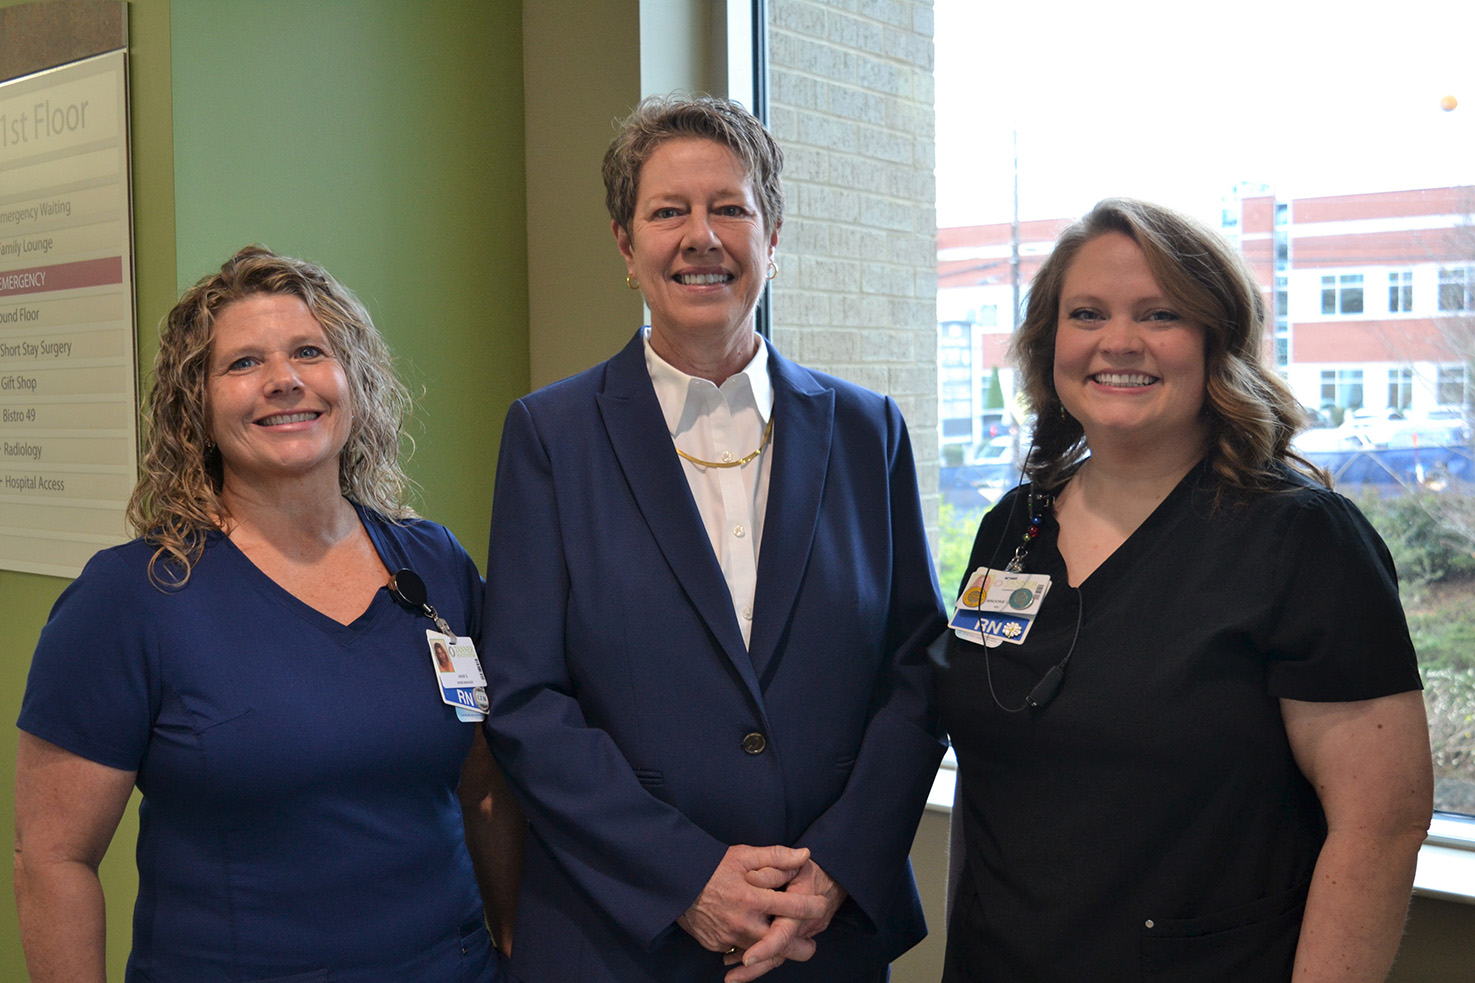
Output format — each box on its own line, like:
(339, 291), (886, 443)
(950, 566), (1052, 646)
(427, 629), (489, 721)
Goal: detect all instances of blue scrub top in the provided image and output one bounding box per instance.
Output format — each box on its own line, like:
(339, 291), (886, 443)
(19, 505), (504, 983)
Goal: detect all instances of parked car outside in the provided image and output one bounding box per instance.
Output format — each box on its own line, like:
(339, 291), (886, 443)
(1292, 427), (1378, 454)
(968, 430), (1034, 491)
(976, 411), (1012, 440)
(1340, 407), (1407, 448)
(1301, 405), (1336, 429)
(1392, 405), (1473, 447)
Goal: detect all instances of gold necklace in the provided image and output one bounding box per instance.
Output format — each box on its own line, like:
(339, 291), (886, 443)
(674, 417), (774, 469)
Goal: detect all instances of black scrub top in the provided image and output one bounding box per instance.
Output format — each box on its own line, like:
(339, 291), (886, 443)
(935, 461), (1422, 983)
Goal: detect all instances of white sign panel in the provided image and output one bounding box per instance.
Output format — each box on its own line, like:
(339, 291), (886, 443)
(0, 51), (137, 579)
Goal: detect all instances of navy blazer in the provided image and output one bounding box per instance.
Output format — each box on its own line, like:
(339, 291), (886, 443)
(482, 331), (947, 982)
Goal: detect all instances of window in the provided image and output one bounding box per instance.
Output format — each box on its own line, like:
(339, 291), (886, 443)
(1440, 267), (1474, 312)
(1437, 365), (1467, 406)
(938, 322), (974, 445)
(1388, 367), (1413, 409)
(1320, 369), (1364, 410)
(1321, 274), (1364, 315)
(1274, 274), (1290, 369)
(928, 0), (1475, 835)
(1389, 270), (1414, 313)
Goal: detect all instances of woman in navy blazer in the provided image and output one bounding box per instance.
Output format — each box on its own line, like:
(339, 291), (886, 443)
(482, 96), (947, 983)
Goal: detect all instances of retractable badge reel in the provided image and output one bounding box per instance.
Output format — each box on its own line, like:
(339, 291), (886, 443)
(390, 569), (490, 721)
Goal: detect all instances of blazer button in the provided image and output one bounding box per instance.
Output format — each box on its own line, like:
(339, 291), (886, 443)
(741, 732), (767, 755)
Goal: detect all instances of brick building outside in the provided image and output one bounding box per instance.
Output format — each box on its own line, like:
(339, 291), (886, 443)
(936, 185), (1475, 456)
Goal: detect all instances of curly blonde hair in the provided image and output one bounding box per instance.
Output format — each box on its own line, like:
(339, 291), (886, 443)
(1010, 197), (1328, 495)
(126, 245), (415, 586)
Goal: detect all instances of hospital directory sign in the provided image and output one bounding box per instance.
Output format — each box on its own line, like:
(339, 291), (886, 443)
(0, 50), (137, 579)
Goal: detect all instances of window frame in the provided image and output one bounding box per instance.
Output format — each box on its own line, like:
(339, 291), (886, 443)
(1388, 366), (1414, 409)
(1320, 367), (1366, 410)
(1321, 273), (1366, 315)
(1440, 266), (1474, 313)
(1436, 364), (1468, 406)
(1389, 269), (1414, 313)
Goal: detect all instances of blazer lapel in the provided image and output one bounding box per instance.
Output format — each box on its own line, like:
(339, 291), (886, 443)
(595, 332), (761, 697)
(748, 346), (835, 680)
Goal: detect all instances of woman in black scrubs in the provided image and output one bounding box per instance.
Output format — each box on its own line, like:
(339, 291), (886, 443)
(936, 198), (1433, 982)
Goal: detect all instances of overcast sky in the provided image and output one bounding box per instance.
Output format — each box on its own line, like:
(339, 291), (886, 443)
(934, 0), (1475, 228)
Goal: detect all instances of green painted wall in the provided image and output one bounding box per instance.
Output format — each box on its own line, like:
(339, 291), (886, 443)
(170, 0), (528, 548)
(2, 1), (526, 979)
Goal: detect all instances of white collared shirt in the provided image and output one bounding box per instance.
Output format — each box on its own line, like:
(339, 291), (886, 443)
(644, 329), (773, 648)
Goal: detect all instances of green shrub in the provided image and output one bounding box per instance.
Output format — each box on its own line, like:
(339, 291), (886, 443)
(1354, 490), (1475, 600)
(1406, 601), (1475, 674)
(1423, 666), (1475, 807)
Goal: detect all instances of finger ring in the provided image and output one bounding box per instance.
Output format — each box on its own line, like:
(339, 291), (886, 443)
(725, 946), (738, 954)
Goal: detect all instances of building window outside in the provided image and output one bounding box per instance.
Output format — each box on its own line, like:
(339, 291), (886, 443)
(1437, 364), (1467, 406)
(1321, 274), (1365, 315)
(1388, 367), (1414, 409)
(1389, 270), (1414, 313)
(1320, 368), (1364, 411)
(938, 323), (974, 451)
(1274, 274), (1289, 369)
(1440, 267), (1474, 312)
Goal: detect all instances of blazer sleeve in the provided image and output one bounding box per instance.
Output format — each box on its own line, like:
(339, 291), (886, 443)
(480, 397), (728, 951)
(794, 397), (948, 929)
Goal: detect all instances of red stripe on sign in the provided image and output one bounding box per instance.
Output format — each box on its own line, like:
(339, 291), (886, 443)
(0, 256), (124, 297)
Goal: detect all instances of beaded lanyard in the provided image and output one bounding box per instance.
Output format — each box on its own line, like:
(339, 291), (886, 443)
(1005, 489), (1054, 572)
(986, 486), (1079, 712)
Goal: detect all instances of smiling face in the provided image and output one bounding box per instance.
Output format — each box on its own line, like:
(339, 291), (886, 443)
(614, 137), (777, 356)
(1052, 231), (1209, 455)
(206, 293), (353, 496)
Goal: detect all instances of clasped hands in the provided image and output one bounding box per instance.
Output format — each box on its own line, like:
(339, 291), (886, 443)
(678, 844), (848, 983)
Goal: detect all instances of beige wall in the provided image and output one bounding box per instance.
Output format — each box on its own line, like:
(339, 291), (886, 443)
(767, 0), (941, 538)
(895, 807), (951, 982)
(522, 0), (645, 390)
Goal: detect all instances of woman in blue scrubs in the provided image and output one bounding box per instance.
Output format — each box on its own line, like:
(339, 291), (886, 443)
(14, 246), (523, 983)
